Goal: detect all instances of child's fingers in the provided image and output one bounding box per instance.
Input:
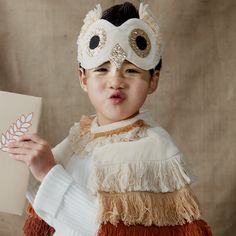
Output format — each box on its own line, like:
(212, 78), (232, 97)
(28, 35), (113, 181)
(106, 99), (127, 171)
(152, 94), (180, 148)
(9, 154), (31, 167)
(9, 149), (39, 167)
(7, 142), (38, 155)
(8, 146), (33, 155)
(7, 140), (40, 150)
(18, 133), (48, 146)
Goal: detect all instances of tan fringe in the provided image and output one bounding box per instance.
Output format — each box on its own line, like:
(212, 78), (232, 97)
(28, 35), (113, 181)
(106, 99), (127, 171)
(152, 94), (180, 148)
(97, 186), (201, 227)
(23, 203), (55, 236)
(97, 219), (213, 236)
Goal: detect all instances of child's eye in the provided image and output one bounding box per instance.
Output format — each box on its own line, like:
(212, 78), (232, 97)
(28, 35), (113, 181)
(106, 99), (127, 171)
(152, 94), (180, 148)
(94, 68), (108, 72)
(126, 69), (139, 74)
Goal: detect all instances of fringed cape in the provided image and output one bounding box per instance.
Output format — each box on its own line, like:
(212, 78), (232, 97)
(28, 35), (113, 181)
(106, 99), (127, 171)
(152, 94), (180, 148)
(23, 113), (213, 236)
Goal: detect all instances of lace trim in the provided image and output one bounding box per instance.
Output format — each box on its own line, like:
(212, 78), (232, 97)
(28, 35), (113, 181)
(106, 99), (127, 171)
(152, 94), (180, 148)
(97, 186), (201, 226)
(68, 116), (149, 155)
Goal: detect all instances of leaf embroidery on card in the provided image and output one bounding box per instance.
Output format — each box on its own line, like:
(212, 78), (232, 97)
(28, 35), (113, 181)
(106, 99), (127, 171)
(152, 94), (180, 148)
(0, 113), (33, 152)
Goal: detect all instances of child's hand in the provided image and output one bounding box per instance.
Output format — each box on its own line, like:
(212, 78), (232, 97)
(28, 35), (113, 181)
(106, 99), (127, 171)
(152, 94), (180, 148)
(6, 133), (56, 182)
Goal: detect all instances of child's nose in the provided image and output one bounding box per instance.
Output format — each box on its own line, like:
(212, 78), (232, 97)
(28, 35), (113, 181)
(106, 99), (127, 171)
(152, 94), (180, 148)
(108, 71), (125, 89)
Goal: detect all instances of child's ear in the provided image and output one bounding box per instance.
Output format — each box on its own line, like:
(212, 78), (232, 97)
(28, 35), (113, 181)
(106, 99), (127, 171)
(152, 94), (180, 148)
(79, 68), (88, 92)
(148, 70), (160, 94)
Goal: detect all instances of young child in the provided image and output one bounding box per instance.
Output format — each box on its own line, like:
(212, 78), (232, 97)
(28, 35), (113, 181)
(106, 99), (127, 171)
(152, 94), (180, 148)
(7, 2), (213, 236)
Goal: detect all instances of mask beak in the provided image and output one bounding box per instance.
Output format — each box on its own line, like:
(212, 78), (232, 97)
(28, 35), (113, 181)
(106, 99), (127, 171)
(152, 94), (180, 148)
(109, 43), (127, 69)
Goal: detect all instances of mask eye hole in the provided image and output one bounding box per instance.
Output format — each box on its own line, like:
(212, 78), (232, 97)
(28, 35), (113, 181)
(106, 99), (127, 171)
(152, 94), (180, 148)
(89, 35), (100, 49)
(129, 28), (151, 58)
(136, 35), (147, 50)
(87, 28), (106, 56)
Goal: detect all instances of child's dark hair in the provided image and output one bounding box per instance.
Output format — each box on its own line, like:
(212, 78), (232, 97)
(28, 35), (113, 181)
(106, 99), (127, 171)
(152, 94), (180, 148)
(102, 2), (162, 74)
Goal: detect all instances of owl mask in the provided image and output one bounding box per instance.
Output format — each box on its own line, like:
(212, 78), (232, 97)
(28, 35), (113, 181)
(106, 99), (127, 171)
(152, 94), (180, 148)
(77, 3), (162, 70)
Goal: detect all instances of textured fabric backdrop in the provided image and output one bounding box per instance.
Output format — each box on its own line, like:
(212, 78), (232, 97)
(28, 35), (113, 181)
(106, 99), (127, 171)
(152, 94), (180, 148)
(0, 0), (235, 235)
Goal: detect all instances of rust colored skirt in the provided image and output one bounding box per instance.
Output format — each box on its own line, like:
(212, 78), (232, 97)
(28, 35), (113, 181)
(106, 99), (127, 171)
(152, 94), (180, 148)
(24, 219), (213, 236)
(23, 204), (213, 236)
(23, 204), (55, 236)
(97, 220), (213, 236)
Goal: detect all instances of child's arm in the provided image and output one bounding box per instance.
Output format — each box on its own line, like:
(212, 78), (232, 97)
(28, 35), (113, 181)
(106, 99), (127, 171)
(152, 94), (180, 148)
(6, 133), (99, 234)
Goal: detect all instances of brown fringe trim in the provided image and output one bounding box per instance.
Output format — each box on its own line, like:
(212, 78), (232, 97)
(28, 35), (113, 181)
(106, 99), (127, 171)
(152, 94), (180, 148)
(97, 219), (213, 236)
(23, 203), (55, 236)
(98, 186), (201, 226)
(79, 115), (147, 139)
(69, 115), (149, 154)
(93, 119), (148, 138)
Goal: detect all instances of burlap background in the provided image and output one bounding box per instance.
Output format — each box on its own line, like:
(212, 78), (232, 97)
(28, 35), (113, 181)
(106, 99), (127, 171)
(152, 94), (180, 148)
(0, 0), (235, 235)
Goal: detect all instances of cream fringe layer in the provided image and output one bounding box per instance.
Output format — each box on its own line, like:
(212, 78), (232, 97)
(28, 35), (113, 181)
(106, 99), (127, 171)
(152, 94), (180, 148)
(97, 186), (201, 227)
(97, 220), (213, 236)
(88, 155), (191, 194)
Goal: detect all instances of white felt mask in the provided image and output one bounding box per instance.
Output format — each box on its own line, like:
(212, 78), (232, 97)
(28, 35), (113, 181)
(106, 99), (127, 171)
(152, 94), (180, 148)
(77, 3), (162, 70)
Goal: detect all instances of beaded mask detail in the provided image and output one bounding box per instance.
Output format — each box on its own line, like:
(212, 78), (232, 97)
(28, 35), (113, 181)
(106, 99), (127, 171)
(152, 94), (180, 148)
(129, 28), (151, 58)
(109, 44), (127, 69)
(87, 28), (107, 57)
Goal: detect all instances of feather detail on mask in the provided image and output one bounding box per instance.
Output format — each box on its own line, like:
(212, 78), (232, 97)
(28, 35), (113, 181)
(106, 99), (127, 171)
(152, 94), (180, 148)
(77, 4), (102, 63)
(139, 3), (163, 64)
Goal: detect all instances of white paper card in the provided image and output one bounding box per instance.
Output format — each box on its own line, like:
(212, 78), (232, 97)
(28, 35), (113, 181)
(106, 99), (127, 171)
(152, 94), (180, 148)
(0, 91), (42, 215)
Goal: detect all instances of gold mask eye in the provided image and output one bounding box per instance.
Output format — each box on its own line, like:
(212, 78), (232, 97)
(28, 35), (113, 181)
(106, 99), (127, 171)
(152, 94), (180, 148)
(129, 28), (151, 58)
(87, 28), (107, 56)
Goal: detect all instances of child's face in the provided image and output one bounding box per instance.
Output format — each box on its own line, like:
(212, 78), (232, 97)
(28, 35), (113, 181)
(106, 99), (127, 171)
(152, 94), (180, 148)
(79, 61), (159, 125)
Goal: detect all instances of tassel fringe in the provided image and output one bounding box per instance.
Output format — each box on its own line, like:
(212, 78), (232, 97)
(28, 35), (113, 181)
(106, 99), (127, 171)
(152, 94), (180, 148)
(89, 155), (191, 194)
(98, 186), (201, 226)
(97, 219), (213, 236)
